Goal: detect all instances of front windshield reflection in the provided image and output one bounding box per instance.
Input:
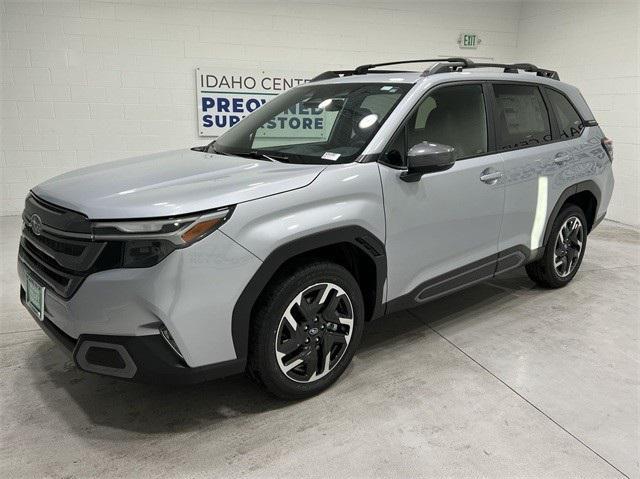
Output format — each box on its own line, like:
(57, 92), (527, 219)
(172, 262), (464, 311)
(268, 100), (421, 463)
(211, 82), (411, 165)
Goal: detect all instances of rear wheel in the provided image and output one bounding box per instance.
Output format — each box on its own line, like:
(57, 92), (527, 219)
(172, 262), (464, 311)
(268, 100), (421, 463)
(248, 262), (364, 399)
(526, 204), (587, 288)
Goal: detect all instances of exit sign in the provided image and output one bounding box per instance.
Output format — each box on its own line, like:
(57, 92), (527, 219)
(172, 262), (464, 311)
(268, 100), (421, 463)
(458, 33), (480, 49)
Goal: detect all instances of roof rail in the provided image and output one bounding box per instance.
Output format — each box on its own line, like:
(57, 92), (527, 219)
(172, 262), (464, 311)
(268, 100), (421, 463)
(309, 70), (355, 82)
(458, 61), (560, 80)
(309, 58), (473, 82)
(352, 58), (472, 74)
(423, 59), (471, 76)
(310, 58), (559, 83)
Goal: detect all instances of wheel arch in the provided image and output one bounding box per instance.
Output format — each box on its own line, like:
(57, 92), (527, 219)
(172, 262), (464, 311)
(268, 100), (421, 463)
(542, 180), (600, 250)
(231, 226), (387, 361)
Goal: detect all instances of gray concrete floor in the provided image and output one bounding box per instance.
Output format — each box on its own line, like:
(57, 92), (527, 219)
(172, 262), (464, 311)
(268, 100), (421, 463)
(1, 215), (638, 478)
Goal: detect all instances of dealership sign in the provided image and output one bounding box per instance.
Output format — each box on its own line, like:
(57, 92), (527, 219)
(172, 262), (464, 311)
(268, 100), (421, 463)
(196, 68), (310, 137)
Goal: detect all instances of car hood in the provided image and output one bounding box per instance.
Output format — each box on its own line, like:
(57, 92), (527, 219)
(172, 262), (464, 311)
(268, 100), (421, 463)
(32, 149), (325, 219)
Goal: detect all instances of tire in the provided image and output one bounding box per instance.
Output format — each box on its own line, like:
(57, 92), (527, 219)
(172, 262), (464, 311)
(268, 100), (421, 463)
(248, 262), (365, 399)
(526, 204), (588, 288)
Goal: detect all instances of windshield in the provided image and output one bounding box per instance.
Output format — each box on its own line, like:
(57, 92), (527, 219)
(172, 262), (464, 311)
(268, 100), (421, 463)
(210, 82), (412, 164)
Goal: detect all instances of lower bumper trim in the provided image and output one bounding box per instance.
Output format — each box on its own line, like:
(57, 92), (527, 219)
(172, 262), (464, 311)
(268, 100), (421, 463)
(73, 333), (246, 385)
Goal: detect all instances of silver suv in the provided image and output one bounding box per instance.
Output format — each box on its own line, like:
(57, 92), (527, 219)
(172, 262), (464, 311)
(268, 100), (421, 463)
(18, 58), (614, 398)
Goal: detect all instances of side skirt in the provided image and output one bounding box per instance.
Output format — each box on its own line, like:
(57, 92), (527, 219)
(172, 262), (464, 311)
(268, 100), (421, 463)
(385, 246), (530, 315)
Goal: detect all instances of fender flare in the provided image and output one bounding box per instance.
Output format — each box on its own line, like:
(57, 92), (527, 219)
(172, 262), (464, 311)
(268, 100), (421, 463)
(540, 179), (601, 253)
(230, 226), (387, 361)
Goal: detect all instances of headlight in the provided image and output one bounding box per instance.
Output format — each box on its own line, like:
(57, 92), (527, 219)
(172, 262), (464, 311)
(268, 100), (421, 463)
(92, 207), (233, 246)
(91, 207), (233, 269)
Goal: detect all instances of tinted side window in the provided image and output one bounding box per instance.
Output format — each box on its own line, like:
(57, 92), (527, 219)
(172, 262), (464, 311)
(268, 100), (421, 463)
(405, 84), (487, 160)
(546, 88), (584, 139)
(493, 84), (551, 150)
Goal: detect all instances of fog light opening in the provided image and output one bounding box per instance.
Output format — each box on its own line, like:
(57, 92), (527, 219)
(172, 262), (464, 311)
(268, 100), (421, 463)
(160, 325), (184, 360)
(75, 341), (137, 379)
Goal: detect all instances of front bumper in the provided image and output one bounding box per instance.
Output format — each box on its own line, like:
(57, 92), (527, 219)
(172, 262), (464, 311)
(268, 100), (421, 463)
(18, 228), (263, 383)
(22, 290), (245, 384)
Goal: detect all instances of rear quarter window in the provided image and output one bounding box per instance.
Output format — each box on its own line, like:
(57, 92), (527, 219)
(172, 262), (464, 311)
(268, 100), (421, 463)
(545, 88), (585, 139)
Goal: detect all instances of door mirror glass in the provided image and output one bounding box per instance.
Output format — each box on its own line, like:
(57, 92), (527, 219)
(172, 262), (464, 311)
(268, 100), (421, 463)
(401, 142), (455, 182)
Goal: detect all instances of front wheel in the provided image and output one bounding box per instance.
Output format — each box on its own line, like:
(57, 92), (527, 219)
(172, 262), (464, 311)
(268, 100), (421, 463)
(248, 262), (364, 399)
(526, 204), (587, 288)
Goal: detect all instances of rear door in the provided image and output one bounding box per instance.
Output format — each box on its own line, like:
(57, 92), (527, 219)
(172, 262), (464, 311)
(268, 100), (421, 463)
(380, 83), (506, 309)
(492, 82), (560, 261)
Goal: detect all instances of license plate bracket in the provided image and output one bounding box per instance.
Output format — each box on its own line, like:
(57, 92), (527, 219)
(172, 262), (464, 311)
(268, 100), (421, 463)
(26, 272), (45, 321)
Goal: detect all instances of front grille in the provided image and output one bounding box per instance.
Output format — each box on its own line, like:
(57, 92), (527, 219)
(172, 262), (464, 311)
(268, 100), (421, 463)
(33, 232), (84, 256)
(19, 194), (117, 299)
(20, 243), (74, 291)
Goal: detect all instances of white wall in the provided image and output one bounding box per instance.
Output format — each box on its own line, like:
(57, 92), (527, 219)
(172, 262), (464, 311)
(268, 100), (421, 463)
(3, 1), (638, 224)
(517, 0), (639, 226)
(0, 0), (521, 216)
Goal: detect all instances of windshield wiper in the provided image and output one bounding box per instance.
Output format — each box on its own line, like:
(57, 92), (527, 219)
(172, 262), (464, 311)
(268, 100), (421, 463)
(210, 143), (293, 162)
(259, 152), (290, 162)
(232, 151), (290, 162)
(205, 141), (220, 154)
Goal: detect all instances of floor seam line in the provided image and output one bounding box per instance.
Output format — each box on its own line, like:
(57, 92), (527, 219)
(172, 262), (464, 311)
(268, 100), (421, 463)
(407, 309), (629, 479)
(0, 328), (41, 336)
(581, 264), (640, 272)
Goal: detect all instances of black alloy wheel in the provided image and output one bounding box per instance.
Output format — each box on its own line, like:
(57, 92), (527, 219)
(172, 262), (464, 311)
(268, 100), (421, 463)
(275, 282), (354, 383)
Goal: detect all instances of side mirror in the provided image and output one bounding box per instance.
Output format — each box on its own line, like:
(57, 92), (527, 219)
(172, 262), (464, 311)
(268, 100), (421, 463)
(400, 142), (455, 182)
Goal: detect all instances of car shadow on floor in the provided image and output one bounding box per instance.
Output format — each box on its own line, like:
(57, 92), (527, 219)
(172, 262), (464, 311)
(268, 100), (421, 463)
(24, 268), (534, 436)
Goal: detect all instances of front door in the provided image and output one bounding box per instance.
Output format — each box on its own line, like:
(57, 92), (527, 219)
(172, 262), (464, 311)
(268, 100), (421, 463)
(380, 83), (505, 310)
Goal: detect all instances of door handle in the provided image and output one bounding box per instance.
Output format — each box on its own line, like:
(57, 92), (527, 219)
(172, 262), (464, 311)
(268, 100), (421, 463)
(480, 171), (503, 184)
(553, 152), (570, 165)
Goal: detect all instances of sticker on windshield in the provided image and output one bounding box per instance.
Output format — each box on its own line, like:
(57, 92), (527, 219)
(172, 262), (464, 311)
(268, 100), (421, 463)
(321, 152), (341, 161)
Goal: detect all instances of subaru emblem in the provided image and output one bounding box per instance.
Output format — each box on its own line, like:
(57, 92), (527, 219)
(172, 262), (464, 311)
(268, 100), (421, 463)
(30, 214), (43, 236)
